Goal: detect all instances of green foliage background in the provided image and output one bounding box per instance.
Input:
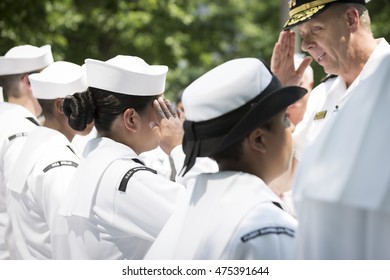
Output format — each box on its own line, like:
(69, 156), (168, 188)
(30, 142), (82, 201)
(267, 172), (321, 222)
(0, 0), (388, 100)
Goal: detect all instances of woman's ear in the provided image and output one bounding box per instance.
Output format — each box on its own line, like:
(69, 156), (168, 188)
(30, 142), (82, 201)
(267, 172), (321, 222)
(248, 128), (267, 154)
(122, 108), (137, 131)
(54, 98), (64, 113)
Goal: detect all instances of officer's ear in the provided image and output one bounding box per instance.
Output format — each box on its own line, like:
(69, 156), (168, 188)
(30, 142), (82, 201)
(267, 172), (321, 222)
(345, 6), (360, 32)
(122, 108), (138, 132)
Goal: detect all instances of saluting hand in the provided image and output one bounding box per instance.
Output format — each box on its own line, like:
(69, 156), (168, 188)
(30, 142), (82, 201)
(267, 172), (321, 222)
(271, 30), (312, 87)
(151, 97), (185, 155)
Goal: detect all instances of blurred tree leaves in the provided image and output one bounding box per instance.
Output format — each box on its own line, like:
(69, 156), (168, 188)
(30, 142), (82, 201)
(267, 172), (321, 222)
(368, 0), (390, 42)
(0, 0), (389, 99)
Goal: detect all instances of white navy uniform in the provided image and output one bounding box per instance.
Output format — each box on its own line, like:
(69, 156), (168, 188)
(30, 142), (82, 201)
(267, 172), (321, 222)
(0, 103), (39, 259)
(60, 137), (186, 259)
(293, 38), (390, 161)
(140, 147), (174, 180)
(145, 171), (297, 260)
(6, 126), (79, 259)
(293, 54), (390, 259)
(71, 126), (97, 157)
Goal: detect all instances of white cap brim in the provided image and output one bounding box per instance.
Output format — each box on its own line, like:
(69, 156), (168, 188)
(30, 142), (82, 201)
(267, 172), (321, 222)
(85, 55), (168, 96)
(0, 45), (54, 76)
(29, 61), (87, 99)
(183, 58), (272, 122)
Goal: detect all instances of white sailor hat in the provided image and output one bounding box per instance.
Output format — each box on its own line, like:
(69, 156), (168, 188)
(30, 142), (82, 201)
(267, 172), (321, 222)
(0, 45), (54, 76)
(85, 55), (168, 96)
(29, 61), (87, 100)
(181, 57), (307, 174)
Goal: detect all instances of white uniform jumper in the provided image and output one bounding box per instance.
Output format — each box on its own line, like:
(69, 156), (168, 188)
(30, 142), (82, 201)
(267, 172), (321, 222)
(60, 137), (186, 259)
(0, 103), (39, 259)
(145, 171), (297, 260)
(6, 126), (79, 259)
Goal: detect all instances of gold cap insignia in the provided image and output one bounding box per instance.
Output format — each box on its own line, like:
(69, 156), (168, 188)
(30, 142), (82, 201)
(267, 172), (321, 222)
(288, 0), (297, 9)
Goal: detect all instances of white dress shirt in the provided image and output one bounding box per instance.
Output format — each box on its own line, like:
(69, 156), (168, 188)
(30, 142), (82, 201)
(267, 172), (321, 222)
(293, 51), (390, 259)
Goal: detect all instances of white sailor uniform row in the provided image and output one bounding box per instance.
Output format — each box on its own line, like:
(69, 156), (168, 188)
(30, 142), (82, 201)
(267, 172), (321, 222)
(6, 126), (79, 259)
(0, 103), (40, 259)
(59, 137), (186, 259)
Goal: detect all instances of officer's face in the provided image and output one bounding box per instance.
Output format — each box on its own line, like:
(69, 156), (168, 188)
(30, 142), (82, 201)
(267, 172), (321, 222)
(298, 5), (351, 76)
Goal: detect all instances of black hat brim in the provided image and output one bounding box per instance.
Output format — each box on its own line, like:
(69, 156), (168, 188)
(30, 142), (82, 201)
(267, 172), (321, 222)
(182, 85), (307, 159)
(215, 85), (307, 154)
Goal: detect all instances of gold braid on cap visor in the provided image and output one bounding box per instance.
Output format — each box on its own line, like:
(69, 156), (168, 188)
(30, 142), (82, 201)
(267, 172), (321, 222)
(285, 5), (326, 27)
(289, 0), (340, 15)
(284, 0), (343, 27)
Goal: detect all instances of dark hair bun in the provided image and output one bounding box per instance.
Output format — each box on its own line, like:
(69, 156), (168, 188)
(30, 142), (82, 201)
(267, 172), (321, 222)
(63, 90), (95, 131)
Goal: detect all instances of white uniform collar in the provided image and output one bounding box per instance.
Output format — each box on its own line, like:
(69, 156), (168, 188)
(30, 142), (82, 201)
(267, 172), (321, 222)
(7, 127), (70, 193)
(60, 137), (138, 218)
(348, 38), (390, 92)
